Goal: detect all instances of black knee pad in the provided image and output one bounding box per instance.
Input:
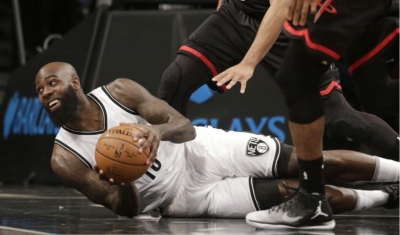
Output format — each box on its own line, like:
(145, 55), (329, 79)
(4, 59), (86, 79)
(323, 89), (372, 142)
(284, 90), (324, 124)
(327, 111), (372, 142)
(157, 61), (182, 104)
(157, 54), (211, 115)
(323, 87), (399, 156)
(328, 110), (400, 157)
(275, 41), (331, 124)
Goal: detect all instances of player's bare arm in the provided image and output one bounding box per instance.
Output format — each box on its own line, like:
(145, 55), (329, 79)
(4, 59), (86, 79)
(51, 144), (141, 217)
(106, 78), (196, 164)
(212, 0), (287, 93)
(286, 0), (318, 26)
(216, 0), (224, 10)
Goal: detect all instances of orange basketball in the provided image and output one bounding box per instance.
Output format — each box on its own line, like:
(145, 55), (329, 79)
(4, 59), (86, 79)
(95, 125), (150, 183)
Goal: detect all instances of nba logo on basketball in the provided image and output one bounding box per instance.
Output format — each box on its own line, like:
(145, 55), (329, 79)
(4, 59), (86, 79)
(114, 142), (125, 158)
(246, 137), (269, 156)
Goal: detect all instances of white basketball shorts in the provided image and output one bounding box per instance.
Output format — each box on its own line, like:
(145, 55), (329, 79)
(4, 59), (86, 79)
(160, 126), (292, 218)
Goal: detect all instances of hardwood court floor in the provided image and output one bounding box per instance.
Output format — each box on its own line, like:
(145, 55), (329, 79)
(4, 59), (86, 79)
(0, 185), (398, 235)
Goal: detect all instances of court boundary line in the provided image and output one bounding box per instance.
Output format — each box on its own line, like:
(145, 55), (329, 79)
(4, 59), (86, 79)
(0, 226), (53, 235)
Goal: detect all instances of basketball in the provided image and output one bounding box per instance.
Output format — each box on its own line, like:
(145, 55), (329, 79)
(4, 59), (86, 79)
(95, 125), (150, 183)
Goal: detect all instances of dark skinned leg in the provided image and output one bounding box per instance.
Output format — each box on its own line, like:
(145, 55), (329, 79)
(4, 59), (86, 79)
(285, 149), (376, 183)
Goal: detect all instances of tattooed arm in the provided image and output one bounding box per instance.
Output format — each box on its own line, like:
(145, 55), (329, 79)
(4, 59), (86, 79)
(51, 144), (140, 217)
(105, 78), (196, 164)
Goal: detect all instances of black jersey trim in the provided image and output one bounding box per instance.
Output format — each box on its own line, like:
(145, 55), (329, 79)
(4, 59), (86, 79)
(271, 138), (281, 178)
(55, 139), (92, 169)
(101, 86), (139, 115)
(61, 93), (107, 135)
(249, 176), (260, 210)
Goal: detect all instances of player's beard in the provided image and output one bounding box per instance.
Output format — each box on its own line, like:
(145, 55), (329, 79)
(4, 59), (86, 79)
(46, 85), (78, 127)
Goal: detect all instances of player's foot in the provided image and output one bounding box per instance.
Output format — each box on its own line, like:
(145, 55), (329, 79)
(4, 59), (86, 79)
(246, 188), (335, 230)
(381, 184), (399, 209)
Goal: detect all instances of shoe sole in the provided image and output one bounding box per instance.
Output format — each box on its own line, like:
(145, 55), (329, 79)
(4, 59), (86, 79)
(246, 218), (336, 230)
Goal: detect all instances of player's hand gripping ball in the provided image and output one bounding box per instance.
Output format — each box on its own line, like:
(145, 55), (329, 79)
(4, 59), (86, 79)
(95, 125), (150, 183)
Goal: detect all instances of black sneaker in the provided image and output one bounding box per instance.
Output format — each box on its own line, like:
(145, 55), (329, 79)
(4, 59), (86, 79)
(381, 184), (399, 209)
(246, 188), (335, 230)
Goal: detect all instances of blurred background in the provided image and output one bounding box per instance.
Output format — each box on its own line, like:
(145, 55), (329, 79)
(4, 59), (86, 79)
(0, 0), (398, 186)
(0, 0), (217, 72)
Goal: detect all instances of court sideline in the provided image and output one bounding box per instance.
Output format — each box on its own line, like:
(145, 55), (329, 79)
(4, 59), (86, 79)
(0, 185), (398, 235)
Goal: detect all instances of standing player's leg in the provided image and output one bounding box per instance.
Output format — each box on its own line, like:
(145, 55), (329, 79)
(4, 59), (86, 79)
(157, 54), (213, 115)
(262, 40), (334, 229)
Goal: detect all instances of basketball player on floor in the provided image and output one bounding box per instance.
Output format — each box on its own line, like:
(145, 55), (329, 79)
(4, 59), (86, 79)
(157, 0), (399, 160)
(212, 0), (398, 230)
(36, 62), (399, 220)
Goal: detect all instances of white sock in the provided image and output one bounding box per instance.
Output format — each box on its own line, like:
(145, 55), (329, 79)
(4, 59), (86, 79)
(353, 189), (389, 211)
(372, 156), (399, 182)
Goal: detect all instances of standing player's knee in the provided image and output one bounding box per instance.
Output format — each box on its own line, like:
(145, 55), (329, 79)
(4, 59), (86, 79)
(281, 87), (325, 124)
(275, 66), (326, 123)
(157, 59), (191, 114)
(274, 42), (330, 124)
(158, 61), (182, 102)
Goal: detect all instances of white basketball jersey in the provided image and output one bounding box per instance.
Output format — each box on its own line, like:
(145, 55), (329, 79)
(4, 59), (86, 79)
(55, 86), (186, 213)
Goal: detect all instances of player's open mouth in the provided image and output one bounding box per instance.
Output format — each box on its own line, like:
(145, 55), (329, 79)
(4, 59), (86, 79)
(48, 100), (60, 111)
